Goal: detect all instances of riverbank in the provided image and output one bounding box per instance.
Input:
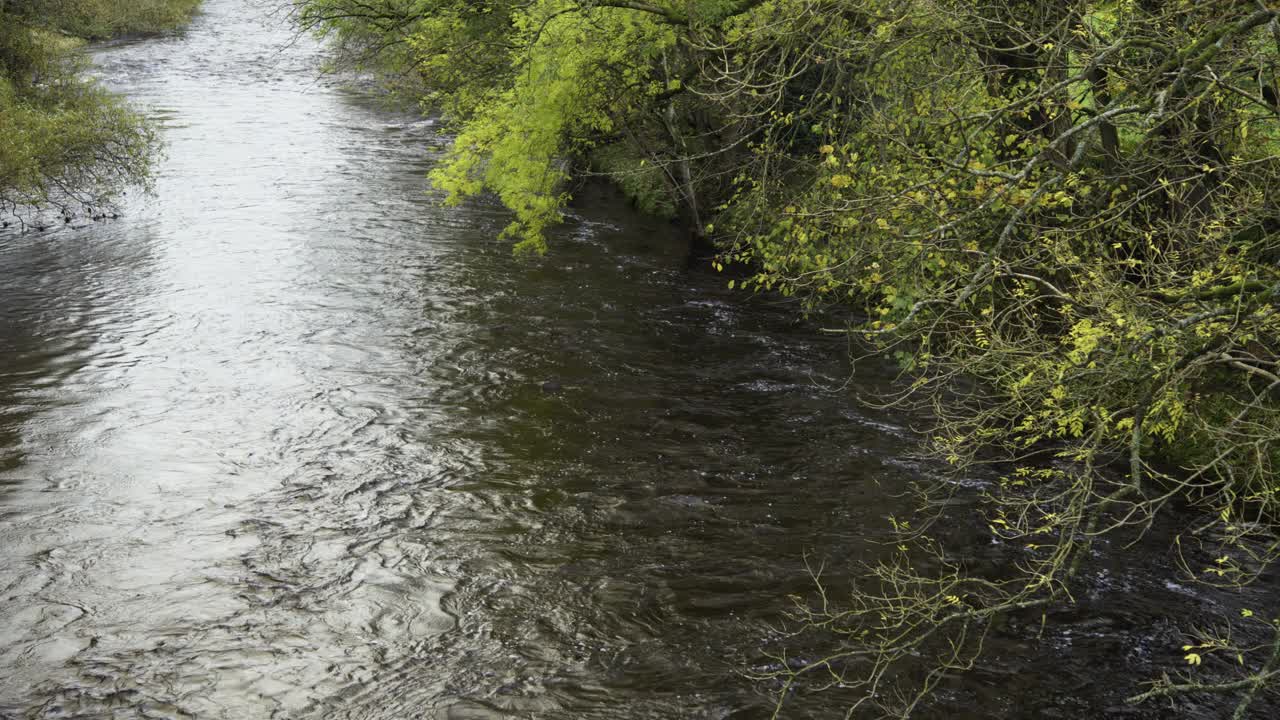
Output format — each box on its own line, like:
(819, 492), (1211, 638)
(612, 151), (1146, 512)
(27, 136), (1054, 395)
(0, 0), (201, 223)
(40, 0), (202, 40)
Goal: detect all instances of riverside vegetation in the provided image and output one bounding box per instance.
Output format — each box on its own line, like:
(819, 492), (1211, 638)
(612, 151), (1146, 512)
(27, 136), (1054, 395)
(292, 0), (1280, 716)
(0, 0), (200, 221)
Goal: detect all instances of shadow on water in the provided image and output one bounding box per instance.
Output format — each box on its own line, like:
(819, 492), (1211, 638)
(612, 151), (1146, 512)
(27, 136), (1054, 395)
(0, 1), (1275, 719)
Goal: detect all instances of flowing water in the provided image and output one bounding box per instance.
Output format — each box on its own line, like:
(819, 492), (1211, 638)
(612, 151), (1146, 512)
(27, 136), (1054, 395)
(0, 2), (1274, 719)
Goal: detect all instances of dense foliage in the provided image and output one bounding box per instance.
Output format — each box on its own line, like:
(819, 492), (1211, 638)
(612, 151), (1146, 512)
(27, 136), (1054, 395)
(0, 0), (199, 221)
(296, 0), (1280, 715)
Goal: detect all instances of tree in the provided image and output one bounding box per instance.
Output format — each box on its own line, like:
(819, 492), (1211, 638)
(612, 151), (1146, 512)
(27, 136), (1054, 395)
(721, 2), (1280, 715)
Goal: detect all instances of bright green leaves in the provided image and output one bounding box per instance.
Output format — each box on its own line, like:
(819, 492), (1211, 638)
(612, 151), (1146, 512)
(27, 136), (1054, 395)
(401, 0), (680, 251)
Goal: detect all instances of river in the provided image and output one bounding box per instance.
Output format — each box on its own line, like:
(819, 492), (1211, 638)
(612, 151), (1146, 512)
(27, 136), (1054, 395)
(0, 1), (1268, 719)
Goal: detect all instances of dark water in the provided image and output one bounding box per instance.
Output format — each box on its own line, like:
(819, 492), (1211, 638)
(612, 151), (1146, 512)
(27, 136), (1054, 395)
(0, 2), (1273, 718)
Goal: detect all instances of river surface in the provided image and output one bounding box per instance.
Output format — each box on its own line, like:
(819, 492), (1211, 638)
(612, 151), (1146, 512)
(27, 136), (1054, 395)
(0, 2), (1273, 719)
